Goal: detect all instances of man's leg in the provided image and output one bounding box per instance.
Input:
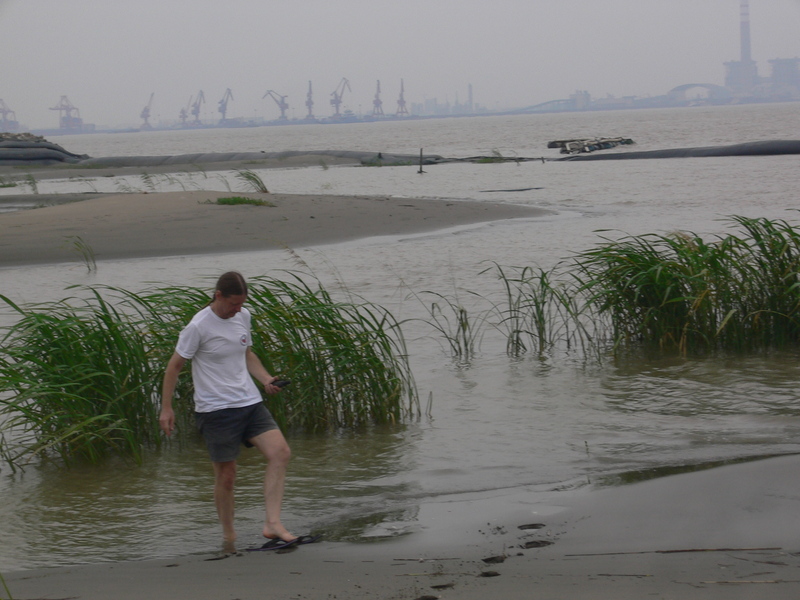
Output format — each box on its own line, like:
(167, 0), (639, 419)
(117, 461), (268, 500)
(212, 460), (238, 543)
(248, 428), (295, 542)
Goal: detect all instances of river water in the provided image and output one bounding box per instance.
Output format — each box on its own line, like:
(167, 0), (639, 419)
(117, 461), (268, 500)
(1, 103), (800, 571)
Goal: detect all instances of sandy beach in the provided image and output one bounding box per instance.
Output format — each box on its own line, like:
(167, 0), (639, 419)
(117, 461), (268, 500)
(2, 156), (800, 599)
(5, 454), (800, 600)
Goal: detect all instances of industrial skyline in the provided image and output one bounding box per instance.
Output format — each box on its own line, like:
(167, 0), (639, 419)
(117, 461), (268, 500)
(0, 0), (797, 131)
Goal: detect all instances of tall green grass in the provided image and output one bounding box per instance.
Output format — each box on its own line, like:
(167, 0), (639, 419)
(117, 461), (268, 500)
(572, 216), (800, 353)
(245, 274), (418, 430)
(410, 216), (800, 359)
(485, 263), (588, 357)
(66, 235), (97, 272)
(410, 286), (490, 363)
(236, 169), (270, 193)
(3, 215), (799, 468)
(0, 275), (418, 469)
(0, 290), (163, 469)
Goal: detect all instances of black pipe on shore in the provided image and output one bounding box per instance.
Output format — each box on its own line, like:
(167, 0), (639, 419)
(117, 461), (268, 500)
(558, 140), (800, 161)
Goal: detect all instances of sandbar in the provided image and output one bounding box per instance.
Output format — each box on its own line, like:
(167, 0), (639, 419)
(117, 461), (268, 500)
(0, 190), (546, 267)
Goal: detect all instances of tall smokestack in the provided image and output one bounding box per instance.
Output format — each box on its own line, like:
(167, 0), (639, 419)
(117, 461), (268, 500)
(740, 0), (752, 62)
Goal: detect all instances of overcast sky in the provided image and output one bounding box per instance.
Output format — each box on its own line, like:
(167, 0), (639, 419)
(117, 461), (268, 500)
(1, 0), (798, 129)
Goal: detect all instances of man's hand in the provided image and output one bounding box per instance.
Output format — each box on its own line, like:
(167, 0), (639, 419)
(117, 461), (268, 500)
(159, 407), (175, 437)
(264, 378), (283, 395)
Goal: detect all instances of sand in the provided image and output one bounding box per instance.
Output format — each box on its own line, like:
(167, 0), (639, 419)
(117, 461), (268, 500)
(2, 158), (799, 598)
(5, 454), (800, 599)
(0, 190), (546, 267)
(0, 154), (547, 267)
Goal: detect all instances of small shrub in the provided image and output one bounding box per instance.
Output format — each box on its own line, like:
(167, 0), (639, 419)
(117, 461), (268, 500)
(214, 196), (274, 207)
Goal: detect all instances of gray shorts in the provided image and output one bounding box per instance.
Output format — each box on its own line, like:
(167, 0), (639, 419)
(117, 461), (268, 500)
(195, 402), (278, 462)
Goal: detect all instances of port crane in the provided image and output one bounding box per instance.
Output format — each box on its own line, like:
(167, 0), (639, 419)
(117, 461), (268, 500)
(396, 79), (409, 116)
(0, 99), (19, 131)
(329, 78), (351, 117)
(50, 95), (83, 130)
(140, 93), (154, 130)
(305, 81), (314, 119)
(372, 80), (384, 116)
(191, 90), (205, 125)
(263, 90), (289, 120)
(218, 88), (233, 122)
(179, 95), (192, 125)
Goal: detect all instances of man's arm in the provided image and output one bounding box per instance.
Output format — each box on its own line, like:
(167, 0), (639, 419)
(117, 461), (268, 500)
(246, 347), (282, 394)
(159, 352), (187, 437)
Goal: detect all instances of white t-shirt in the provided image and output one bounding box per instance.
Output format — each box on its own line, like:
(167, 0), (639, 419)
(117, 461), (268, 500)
(175, 305), (262, 413)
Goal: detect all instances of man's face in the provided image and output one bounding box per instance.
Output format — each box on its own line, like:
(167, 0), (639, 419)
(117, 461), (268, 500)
(215, 292), (247, 319)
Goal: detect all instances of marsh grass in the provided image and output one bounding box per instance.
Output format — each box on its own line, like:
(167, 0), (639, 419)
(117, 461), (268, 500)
(69, 176), (98, 193)
(3, 215), (798, 469)
(0, 275), (418, 468)
(140, 172), (158, 193)
(66, 236), (97, 272)
(412, 288), (490, 362)
(216, 174), (233, 192)
(114, 179), (142, 193)
(236, 169), (270, 194)
(0, 571), (12, 600)
(487, 263), (588, 357)
(571, 216), (800, 353)
(179, 169), (204, 191)
(22, 173), (37, 194)
(245, 274), (418, 430)
(214, 196), (275, 207)
(476, 149), (506, 164)
(0, 290), (163, 469)
(411, 216), (800, 360)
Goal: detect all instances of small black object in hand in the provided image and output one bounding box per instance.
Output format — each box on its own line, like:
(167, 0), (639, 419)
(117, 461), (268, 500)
(272, 379), (291, 388)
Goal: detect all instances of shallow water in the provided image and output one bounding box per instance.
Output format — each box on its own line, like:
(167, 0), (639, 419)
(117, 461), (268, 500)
(2, 103), (800, 571)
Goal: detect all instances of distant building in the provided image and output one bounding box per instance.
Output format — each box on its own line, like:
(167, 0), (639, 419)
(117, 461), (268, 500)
(768, 58), (800, 99)
(724, 59), (760, 95)
(724, 0), (760, 95)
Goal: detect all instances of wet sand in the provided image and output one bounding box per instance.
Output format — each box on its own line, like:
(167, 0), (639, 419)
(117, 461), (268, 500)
(6, 454), (800, 599)
(0, 190), (546, 267)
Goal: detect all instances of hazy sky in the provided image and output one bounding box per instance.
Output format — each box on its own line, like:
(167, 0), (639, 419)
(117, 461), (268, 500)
(1, 0), (798, 128)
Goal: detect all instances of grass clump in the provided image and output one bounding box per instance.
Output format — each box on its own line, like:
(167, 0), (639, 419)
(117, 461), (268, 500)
(414, 289), (489, 363)
(236, 169), (269, 193)
(214, 196), (275, 207)
(411, 215), (800, 361)
(244, 274), (418, 431)
(22, 173), (37, 194)
(0, 290), (167, 470)
(571, 215), (800, 354)
(486, 263), (588, 358)
(476, 154), (505, 164)
(66, 236), (97, 272)
(0, 275), (418, 469)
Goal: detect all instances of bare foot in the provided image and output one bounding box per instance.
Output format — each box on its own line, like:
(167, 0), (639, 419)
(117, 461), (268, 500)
(221, 539), (237, 555)
(263, 523), (296, 542)
(222, 530), (237, 545)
